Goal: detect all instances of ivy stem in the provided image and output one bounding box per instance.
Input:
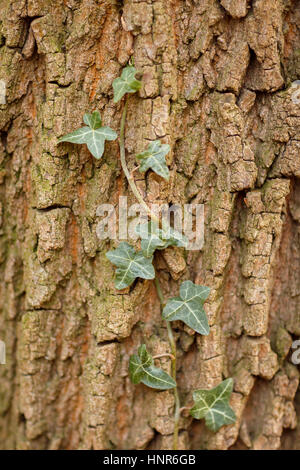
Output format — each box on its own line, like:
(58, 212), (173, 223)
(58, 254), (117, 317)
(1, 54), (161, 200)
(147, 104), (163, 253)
(119, 97), (159, 223)
(154, 276), (181, 451)
(119, 94), (180, 450)
(179, 406), (191, 414)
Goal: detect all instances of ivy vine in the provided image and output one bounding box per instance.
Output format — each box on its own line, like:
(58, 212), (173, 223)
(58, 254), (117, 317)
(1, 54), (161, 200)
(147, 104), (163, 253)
(59, 64), (236, 450)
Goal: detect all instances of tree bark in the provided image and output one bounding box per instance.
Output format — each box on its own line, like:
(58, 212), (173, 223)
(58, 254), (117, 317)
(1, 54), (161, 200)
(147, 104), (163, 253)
(1, 0), (300, 450)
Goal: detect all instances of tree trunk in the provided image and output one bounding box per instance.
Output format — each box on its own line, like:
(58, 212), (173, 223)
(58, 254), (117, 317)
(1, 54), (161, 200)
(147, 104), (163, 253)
(1, 0), (300, 450)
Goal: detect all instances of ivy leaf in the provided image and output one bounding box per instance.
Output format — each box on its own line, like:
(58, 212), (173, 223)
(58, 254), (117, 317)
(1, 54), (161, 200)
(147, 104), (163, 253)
(135, 222), (167, 258)
(162, 280), (210, 335)
(129, 344), (176, 390)
(160, 224), (188, 250)
(58, 112), (117, 159)
(106, 242), (155, 290)
(136, 222), (188, 258)
(190, 378), (236, 432)
(113, 66), (142, 103)
(136, 140), (170, 181)
(83, 110), (102, 129)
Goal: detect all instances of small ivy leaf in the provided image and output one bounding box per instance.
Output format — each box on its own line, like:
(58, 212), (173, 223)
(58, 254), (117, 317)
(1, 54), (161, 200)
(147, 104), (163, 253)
(129, 344), (176, 390)
(129, 344), (153, 384)
(113, 66), (142, 103)
(160, 225), (188, 249)
(190, 378), (236, 432)
(136, 140), (170, 180)
(135, 222), (167, 258)
(106, 242), (155, 290)
(58, 114), (117, 159)
(136, 222), (188, 258)
(83, 110), (102, 129)
(85, 127), (117, 159)
(162, 280), (210, 335)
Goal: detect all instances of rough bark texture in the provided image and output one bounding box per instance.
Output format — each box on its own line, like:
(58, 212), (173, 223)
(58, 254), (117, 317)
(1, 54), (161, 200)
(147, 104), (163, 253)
(1, 0), (300, 450)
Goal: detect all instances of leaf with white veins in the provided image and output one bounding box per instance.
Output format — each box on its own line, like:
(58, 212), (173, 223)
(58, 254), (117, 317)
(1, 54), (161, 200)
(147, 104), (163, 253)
(106, 242), (155, 290)
(190, 378), (236, 432)
(135, 222), (167, 258)
(136, 140), (170, 180)
(160, 224), (188, 250)
(113, 66), (142, 103)
(162, 280), (210, 335)
(58, 111), (117, 159)
(83, 110), (102, 129)
(135, 222), (188, 258)
(129, 344), (176, 390)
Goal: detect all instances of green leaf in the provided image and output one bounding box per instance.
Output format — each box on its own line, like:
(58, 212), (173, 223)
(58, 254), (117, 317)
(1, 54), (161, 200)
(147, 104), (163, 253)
(135, 222), (188, 258)
(162, 280), (210, 335)
(135, 222), (167, 258)
(106, 242), (155, 290)
(113, 66), (142, 103)
(129, 344), (176, 390)
(83, 110), (102, 129)
(136, 140), (170, 180)
(190, 378), (236, 432)
(58, 112), (117, 159)
(160, 224), (188, 250)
